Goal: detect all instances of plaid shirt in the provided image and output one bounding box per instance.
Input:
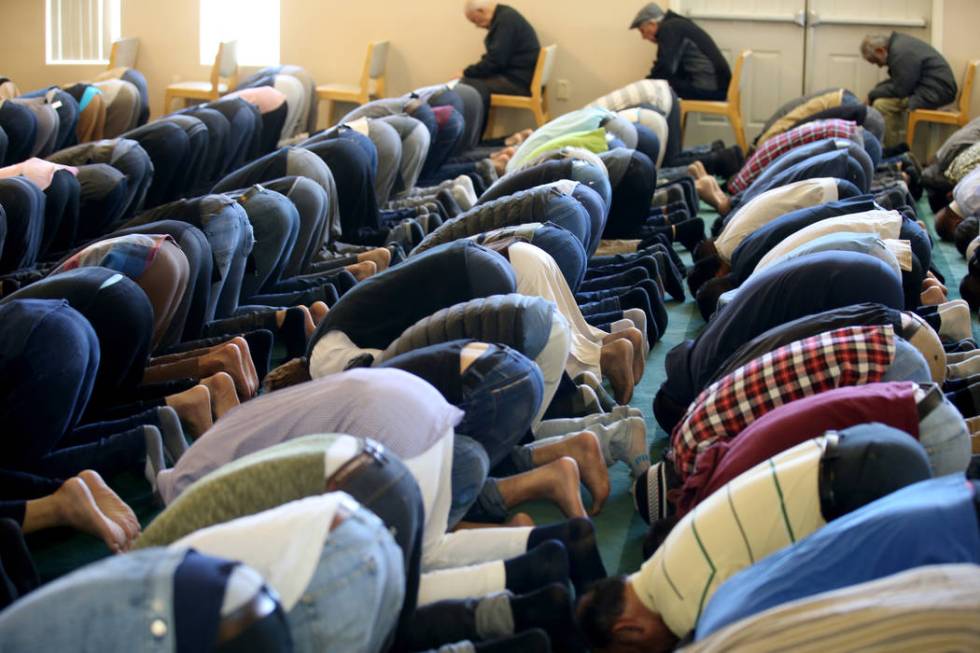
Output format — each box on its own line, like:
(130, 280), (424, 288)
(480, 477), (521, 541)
(728, 120), (859, 194)
(670, 325), (895, 478)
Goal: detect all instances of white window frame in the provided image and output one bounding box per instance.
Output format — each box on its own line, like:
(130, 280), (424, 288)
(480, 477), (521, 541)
(199, 0), (281, 67)
(45, 0), (121, 65)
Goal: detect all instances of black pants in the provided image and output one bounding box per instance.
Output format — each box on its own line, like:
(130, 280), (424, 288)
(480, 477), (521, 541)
(0, 519), (38, 611)
(459, 75), (531, 135)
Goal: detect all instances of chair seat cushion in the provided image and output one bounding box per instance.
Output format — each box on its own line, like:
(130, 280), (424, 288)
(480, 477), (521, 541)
(167, 81), (225, 94)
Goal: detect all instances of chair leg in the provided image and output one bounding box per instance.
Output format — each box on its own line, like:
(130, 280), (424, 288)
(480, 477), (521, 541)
(323, 99), (334, 129)
(729, 110), (747, 153)
(484, 106), (497, 140)
(532, 103), (547, 127)
(680, 109), (690, 148)
(906, 115), (919, 149)
(164, 90), (173, 115)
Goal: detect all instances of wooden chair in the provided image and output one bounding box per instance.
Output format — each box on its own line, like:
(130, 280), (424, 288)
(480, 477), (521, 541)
(680, 50), (752, 152)
(484, 44), (558, 138)
(907, 59), (978, 148)
(316, 41), (390, 127)
(164, 40), (238, 114)
(107, 37), (140, 70)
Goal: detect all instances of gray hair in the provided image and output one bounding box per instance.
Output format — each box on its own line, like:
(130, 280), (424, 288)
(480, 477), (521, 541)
(861, 35), (890, 59)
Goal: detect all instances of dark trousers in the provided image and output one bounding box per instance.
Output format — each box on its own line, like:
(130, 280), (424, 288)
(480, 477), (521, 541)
(459, 75), (531, 135)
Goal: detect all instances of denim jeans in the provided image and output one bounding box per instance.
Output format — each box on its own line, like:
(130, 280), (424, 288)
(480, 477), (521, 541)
(0, 177), (44, 273)
(457, 345), (544, 468)
(880, 337), (932, 384)
(200, 197), (255, 319)
(0, 547), (185, 651)
(919, 393), (972, 476)
(450, 434), (490, 527)
(230, 187), (300, 302)
(380, 115), (431, 195)
(287, 507), (405, 653)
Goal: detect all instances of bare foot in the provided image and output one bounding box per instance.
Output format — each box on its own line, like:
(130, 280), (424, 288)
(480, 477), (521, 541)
(695, 176), (732, 215)
(602, 327), (645, 383)
(559, 432), (611, 516)
(55, 478), (129, 553)
(452, 513), (536, 530)
(200, 372), (240, 420)
(166, 385), (213, 438)
(922, 277), (948, 293)
(357, 247), (391, 272)
(921, 286), (947, 305)
(505, 129), (533, 146)
(77, 470), (140, 543)
(601, 339), (635, 404)
(492, 155), (511, 175)
(309, 300), (329, 325)
(202, 343), (252, 399)
(540, 457), (588, 519)
(345, 260), (377, 281)
(507, 512), (535, 527)
(687, 161), (708, 179)
(228, 336), (258, 396)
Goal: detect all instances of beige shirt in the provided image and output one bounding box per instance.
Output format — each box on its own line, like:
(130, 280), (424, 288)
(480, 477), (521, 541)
(754, 209), (903, 271)
(715, 179), (839, 263)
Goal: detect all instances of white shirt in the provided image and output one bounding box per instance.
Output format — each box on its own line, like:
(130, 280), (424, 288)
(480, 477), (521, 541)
(715, 179), (840, 263)
(171, 492), (357, 611)
(754, 210), (903, 271)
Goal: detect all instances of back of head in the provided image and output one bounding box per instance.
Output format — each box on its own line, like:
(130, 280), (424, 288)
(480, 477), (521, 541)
(577, 576), (629, 649)
(696, 274), (737, 321)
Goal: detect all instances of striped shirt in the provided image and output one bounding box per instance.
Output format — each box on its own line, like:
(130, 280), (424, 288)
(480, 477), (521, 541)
(683, 564), (980, 653)
(588, 79), (674, 115)
(632, 436), (830, 638)
(727, 119), (858, 194)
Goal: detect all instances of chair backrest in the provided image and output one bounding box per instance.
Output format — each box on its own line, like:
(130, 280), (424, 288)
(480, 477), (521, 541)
(361, 40), (390, 97)
(108, 37), (139, 70)
(211, 41), (239, 92)
(532, 45), (558, 99)
(727, 50), (752, 107)
(957, 60), (979, 115)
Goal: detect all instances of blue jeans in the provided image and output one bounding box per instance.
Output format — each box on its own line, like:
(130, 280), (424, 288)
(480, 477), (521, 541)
(450, 434), (490, 528)
(457, 345), (545, 469)
(919, 392), (972, 476)
(880, 337), (932, 384)
(287, 506), (405, 653)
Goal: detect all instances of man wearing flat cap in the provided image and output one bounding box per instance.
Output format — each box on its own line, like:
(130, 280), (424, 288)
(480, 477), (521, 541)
(631, 2), (731, 101)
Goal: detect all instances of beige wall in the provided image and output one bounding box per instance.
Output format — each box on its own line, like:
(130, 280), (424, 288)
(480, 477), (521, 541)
(0, 0), (669, 124)
(0, 0), (976, 131)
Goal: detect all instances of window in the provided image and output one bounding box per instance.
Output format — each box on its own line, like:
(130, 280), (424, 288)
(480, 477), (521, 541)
(46, 0), (121, 65)
(199, 0), (280, 67)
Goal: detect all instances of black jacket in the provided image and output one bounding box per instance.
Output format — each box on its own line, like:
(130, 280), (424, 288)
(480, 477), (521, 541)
(647, 10), (730, 92)
(464, 4), (541, 88)
(868, 32), (957, 111)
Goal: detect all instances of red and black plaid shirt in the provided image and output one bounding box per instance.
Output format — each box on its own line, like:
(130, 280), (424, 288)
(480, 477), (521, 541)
(727, 120), (859, 195)
(670, 325), (896, 478)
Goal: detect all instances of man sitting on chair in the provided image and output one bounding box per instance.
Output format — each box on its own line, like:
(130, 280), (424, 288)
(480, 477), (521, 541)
(862, 33), (958, 148)
(631, 2), (731, 102)
(458, 0), (541, 113)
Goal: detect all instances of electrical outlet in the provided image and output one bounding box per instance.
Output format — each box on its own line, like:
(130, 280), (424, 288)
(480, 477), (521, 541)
(556, 79), (570, 101)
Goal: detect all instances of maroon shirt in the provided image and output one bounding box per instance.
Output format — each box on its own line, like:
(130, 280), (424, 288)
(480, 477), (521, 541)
(676, 382), (920, 517)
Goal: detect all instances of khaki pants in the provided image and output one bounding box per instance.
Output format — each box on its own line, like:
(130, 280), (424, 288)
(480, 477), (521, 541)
(872, 97), (910, 148)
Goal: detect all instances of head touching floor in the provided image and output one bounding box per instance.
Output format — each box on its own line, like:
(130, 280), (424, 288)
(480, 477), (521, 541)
(696, 274), (737, 321)
(263, 357), (313, 392)
(576, 575), (678, 653)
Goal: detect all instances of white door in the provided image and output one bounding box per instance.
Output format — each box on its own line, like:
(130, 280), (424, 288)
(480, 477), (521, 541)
(804, 0), (935, 100)
(673, 0), (807, 146)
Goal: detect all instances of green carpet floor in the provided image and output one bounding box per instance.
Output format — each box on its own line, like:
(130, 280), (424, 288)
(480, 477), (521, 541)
(29, 198), (978, 583)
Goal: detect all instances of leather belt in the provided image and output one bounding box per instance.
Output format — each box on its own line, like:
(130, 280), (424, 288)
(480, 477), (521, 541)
(325, 439), (388, 493)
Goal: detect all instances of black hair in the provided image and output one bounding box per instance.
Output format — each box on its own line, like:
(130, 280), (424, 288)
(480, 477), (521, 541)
(576, 575), (629, 649)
